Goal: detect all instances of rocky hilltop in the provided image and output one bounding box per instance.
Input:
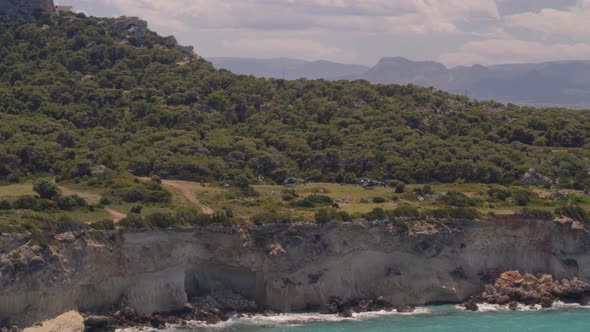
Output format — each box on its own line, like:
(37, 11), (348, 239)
(0, 0), (54, 20)
(1, 217), (589, 328)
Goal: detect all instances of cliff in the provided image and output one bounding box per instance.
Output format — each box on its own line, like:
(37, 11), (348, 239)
(0, 0), (54, 20)
(1, 217), (589, 327)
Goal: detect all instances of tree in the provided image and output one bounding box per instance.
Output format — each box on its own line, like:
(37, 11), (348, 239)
(33, 178), (60, 199)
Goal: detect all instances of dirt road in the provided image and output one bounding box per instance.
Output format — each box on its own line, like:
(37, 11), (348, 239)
(161, 179), (215, 215)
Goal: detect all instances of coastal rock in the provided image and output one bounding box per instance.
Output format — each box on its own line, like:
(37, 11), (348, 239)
(84, 316), (114, 331)
(469, 270), (590, 309)
(464, 300), (479, 311)
(338, 308), (354, 318)
(395, 306), (415, 313)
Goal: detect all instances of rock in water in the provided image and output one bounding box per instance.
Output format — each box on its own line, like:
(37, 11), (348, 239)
(464, 300), (479, 312)
(339, 308), (354, 318)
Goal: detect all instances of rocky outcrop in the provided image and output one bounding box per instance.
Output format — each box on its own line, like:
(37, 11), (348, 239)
(522, 168), (554, 187)
(1, 217), (590, 328)
(0, 0), (54, 20)
(465, 270), (590, 310)
(110, 16), (194, 54)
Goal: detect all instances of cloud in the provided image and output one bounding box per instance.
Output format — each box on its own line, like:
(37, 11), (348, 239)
(223, 37), (344, 59)
(74, 0), (499, 34)
(438, 38), (590, 66)
(503, 0), (590, 40)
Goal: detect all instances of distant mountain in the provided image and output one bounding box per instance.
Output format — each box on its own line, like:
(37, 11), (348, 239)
(208, 57), (369, 80)
(209, 57), (590, 109)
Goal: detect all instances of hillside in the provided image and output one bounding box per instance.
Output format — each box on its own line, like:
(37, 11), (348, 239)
(1, 14), (589, 187)
(212, 57), (590, 109)
(0, 12), (589, 231)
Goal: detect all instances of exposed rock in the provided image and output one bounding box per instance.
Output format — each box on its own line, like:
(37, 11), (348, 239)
(469, 270), (590, 309)
(522, 168), (554, 187)
(464, 300), (479, 311)
(54, 232), (76, 243)
(111, 17), (147, 41)
(395, 305), (415, 313)
(508, 302), (519, 311)
(83, 316), (114, 331)
(338, 308), (353, 318)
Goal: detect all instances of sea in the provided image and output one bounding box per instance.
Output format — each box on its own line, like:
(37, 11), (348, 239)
(118, 303), (590, 332)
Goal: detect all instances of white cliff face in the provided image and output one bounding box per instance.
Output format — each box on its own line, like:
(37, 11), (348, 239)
(0, 218), (589, 326)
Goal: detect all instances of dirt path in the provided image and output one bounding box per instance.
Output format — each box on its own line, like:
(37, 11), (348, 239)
(106, 208), (128, 223)
(161, 179), (215, 215)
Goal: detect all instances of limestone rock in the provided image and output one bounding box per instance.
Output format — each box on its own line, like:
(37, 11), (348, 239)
(522, 168), (553, 187)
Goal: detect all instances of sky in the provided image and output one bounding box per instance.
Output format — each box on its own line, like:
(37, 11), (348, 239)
(65, 0), (590, 67)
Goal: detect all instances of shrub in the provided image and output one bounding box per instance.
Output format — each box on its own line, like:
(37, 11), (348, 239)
(488, 188), (512, 201)
(315, 208), (351, 224)
(291, 194), (334, 208)
(145, 212), (175, 228)
(414, 185), (433, 196)
(0, 200), (12, 210)
(33, 178), (60, 199)
(252, 212), (291, 225)
(57, 195), (87, 210)
(90, 219), (115, 230)
(281, 189), (299, 201)
(441, 191), (479, 207)
(389, 206), (420, 218)
(427, 207), (480, 220)
(99, 197), (112, 205)
(364, 208), (386, 221)
(13, 196), (53, 211)
(394, 182), (406, 194)
(130, 205), (143, 214)
(55, 215), (84, 233)
(555, 205), (590, 224)
(372, 197), (387, 204)
(512, 189), (530, 206)
(119, 214), (148, 229)
(151, 175), (162, 184)
(517, 208), (554, 220)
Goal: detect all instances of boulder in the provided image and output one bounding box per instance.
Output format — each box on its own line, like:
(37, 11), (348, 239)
(84, 316), (113, 331)
(522, 168), (553, 187)
(464, 301), (479, 312)
(339, 308), (354, 318)
(395, 305), (415, 313)
(508, 302), (519, 311)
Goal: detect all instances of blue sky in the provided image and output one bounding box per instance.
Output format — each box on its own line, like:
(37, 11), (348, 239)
(64, 0), (590, 66)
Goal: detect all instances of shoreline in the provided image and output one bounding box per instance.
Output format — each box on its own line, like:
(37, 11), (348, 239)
(113, 304), (590, 332)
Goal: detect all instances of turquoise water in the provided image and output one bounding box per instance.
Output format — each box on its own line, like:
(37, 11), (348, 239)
(163, 306), (590, 332)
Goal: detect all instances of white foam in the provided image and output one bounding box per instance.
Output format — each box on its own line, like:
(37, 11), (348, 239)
(458, 301), (590, 313)
(116, 308), (431, 331)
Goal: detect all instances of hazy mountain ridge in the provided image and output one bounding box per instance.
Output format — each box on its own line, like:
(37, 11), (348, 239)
(209, 57), (590, 109)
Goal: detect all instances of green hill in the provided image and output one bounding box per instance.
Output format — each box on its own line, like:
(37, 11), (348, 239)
(0, 13), (589, 189)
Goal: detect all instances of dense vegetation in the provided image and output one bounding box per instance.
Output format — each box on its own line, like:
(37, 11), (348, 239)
(1, 14), (589, 190)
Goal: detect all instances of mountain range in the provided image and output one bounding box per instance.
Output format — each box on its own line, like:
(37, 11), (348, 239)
(209, 57), (590, 109)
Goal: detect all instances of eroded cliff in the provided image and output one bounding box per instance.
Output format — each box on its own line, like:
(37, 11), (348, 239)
(1, 217), (589, 327)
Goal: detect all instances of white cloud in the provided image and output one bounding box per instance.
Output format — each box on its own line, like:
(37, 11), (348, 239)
(504, 0), (590, 40)
(76, 0), (499, 34)
(438, 38), (590, 66)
